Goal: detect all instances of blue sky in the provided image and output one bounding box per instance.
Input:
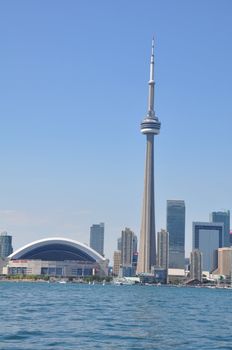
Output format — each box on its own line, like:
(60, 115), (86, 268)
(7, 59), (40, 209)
(0, 0), (231, 262)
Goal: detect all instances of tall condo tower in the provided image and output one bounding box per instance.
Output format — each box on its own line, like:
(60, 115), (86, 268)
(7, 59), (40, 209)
(137, 39), (161, 274)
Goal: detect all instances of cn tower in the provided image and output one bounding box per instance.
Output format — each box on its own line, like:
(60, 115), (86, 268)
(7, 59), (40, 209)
(137, 39), (161, 274)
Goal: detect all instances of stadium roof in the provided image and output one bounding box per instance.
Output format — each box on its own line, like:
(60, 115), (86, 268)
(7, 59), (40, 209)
(9, 237), (106, 262)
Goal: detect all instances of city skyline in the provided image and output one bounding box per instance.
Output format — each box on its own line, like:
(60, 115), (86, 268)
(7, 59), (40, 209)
(0, 1), (232, 263)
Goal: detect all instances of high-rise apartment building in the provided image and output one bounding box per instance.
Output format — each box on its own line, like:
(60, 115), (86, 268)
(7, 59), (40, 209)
(120, 228), (138, 277)
(89, 223), (104, 256)
(157, 229), (169, 270)
(137, 39), (161, 274)
(190, 249), (202, 282)
(211, 210), (230, 247)
(192, 222), (223, 272)
(0, 232), (13, 258)
(121, 228), (134, 267)
(167, 200), (185, 269)
(113, 250), (121, 276)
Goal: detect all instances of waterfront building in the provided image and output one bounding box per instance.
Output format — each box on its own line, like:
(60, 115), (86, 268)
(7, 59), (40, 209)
(113, 250), (121, 276)
(168, 268), (186, 284)
(211, 210), (230, 247)
(190, 249), (202, 282)
(167, 200), (185, 269)
(137, 39), (161, 274)
(192, 222), (223, 272)
(6, 237), (108, 277)
(214, 247), (232, 277)
(157, 229), (169, 270)
(0, 232), (13, 258)
(90, 222), (104, 256)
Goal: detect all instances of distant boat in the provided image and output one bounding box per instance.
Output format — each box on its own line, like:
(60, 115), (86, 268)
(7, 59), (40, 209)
(59, 280), (67, 284)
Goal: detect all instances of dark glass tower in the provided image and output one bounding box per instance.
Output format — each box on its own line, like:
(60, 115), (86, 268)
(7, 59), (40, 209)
(211, 211), (230, 247)
(0, 232), (13, 258)
(90, 223), (104, 256)
(167, 200), (185, 269)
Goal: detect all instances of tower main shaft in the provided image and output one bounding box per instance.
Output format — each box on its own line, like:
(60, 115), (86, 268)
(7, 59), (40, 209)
(137, 39), (161, 274)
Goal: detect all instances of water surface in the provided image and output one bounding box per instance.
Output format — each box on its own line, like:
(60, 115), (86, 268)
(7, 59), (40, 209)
(0, 283), (231, 349)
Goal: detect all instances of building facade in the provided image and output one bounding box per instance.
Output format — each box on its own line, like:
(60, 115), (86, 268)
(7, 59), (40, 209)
(211, 210), (230, 247)
(90, 223), (104, 256)
(6, 237), (108, 277)
(113, 250), (121, 276)
(157, 229), (169, 270)
(117, 237), (122, 251)
(121, 228), (134, 266)
(120, 228), (137, 277)
(137, 39), (161, 274)
(190, 249), (202, 282)
(0, 232), (13, 258)
(167, 200), (185, 269)
(192, 222), (223, 272)
(215, 247), (232, 277)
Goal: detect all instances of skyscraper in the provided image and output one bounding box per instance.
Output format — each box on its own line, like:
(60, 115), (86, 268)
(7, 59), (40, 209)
(211, 210), (230, 247)
(113, 250), (121, 276)
(157, 229), (169, 271)
(192, 222), (223, 272)
(167, 200), (185, 269)
(89, 223), (104, 256)
(137, 39), (161, 274)
(121, 227), (134, 267)
(190, 249), (202, 282)
(0, 232), (13, 258)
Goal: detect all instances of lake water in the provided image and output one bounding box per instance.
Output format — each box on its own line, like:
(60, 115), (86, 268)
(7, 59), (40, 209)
(0, 282), (231, 350)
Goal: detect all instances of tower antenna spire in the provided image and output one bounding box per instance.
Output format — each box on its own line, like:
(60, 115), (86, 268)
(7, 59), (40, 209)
(148, 37), (155, 118)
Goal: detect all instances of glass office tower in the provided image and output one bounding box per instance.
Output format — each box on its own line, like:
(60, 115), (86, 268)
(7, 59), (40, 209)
(211, 211), (230, 247)
(167, 200), (185, 269)
(192, 222), (223, 272)
(90, 223), (104, 256)
(0, 232), (13, 258)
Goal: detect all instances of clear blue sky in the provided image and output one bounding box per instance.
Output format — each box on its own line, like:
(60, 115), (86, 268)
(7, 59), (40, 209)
(0, 0), (231, 262)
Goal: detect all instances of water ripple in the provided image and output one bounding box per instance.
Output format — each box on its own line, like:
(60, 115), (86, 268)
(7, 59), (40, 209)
(0, 283), (232, 349)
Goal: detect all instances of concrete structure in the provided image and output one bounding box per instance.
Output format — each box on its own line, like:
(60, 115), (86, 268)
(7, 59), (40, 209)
(157, 229), (169, 271)
(0, 232), (13, 258)
(6, 237), (108, 277)
(167, 200), (185, 269)
(90, 223), (104, 256)
(192, 222), (223, 272)
(190, 249), (203, 282)
(137, 39), (161, 274)
(214, 247), (232, 277)
(113, 250), (121, 276)
(211, 210), (230, 247)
